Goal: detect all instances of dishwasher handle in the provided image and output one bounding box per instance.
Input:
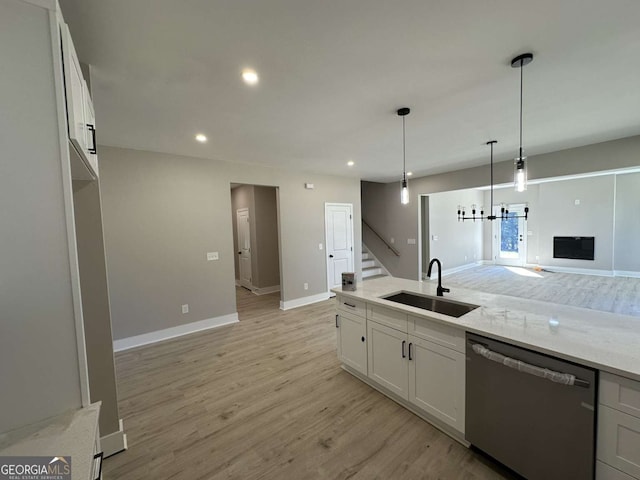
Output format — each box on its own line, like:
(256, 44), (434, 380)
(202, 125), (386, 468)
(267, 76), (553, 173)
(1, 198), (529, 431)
(470, 342), (590, 388)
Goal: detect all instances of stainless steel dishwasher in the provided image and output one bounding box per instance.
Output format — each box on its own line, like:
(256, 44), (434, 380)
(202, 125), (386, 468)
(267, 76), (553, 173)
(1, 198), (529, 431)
(466, 333), (597, 480)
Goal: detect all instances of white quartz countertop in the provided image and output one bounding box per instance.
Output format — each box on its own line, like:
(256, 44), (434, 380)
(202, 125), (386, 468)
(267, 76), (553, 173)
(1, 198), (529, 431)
(0, 403), (100, 480)
(332, 277), (640, 382)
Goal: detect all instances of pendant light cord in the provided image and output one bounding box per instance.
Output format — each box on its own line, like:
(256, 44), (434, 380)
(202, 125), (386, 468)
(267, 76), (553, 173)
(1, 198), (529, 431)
(402, 115), (406, 181)
(519, 61), (524, 159)
(490, 141), (494, 210)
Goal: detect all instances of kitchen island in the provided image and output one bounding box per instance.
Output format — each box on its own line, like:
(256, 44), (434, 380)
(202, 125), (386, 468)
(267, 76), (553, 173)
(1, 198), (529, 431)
(332, 276), (640, 480)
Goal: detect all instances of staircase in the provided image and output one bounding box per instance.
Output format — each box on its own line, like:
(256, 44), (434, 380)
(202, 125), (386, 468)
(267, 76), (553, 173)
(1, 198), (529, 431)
(362, 245), (389, 281)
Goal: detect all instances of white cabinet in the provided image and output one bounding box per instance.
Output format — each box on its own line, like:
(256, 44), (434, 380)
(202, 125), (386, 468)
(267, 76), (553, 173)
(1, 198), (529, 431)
(346, 301), (465, 436)
(598, 372), (640, 480)
(336, 311), (367, 375)
(336, 296), (367, 375)
(409, 335), (465, 434)
(61, 22), (98, 179)
(367, 320), (409, 399)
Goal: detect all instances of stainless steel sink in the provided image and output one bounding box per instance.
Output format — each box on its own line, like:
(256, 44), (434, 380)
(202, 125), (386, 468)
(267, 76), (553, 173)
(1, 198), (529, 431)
(381, 291), (479, 318)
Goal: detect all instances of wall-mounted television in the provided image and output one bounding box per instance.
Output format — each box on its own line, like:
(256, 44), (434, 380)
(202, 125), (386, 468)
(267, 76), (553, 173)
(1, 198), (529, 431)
(553, 236), (595, 261)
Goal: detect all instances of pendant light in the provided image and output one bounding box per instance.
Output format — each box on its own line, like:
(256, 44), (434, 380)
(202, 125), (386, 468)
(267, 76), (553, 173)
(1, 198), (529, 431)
(457, 140), (529, 222)
(511, 53), (534, 192)
(398, 107), (410, 205)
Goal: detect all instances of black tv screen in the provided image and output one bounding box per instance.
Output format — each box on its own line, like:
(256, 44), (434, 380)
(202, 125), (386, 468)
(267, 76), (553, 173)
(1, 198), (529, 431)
(553, 236), (595, 260)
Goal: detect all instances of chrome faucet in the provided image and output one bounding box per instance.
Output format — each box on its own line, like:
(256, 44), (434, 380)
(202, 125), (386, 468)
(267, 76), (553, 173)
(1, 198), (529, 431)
(427, 258), (450, 297)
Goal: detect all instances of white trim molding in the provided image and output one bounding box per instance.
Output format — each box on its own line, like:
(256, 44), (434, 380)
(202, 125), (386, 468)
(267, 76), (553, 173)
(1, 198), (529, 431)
(280, 292), (331, 311)
(530, 265), (614, 277)
(102, 419), (127, 458)
(113, 313), (239, 352)
(614, 270), (640, 278)
(253, 285), (280, 295)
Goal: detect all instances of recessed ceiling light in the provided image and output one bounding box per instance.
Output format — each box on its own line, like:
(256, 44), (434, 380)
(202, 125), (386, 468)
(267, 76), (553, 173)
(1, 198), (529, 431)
(347, 160), (355, 167)
(195, 133), (207, 143)
(407, 171), (413, 176)
(242, 69), (259, 85)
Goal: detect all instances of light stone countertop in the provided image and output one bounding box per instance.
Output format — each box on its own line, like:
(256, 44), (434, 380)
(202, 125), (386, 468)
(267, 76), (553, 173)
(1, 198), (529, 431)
(0, 403), (100, 480)
(332, 277), (640, 382)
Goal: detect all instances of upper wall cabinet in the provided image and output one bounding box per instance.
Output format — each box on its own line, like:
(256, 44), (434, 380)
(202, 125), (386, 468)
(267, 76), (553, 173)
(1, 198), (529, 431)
(61, 23), (98, 180)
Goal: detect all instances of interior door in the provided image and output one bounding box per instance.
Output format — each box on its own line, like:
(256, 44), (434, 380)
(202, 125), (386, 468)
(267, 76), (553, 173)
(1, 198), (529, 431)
(494, 204), (527, 267)
(325, 203), (354, 290)
(236, 208), (252, 289)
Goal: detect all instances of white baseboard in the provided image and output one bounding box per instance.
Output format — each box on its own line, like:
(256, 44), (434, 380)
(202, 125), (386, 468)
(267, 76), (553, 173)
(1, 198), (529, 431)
(535, 265), (614, 277)
(280, 292), (330, 311)
(442, 262), (480, 276)
(113, 313), (239, 352)
(613, 270), (640, 278)
(253, 284), (280, 295)
(102, 419), (127, 458)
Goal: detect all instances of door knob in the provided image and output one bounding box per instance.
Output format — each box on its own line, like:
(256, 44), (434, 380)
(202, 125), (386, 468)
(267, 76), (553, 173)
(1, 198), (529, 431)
(238, 251), (241, 255)
(329, 254), (334, 258)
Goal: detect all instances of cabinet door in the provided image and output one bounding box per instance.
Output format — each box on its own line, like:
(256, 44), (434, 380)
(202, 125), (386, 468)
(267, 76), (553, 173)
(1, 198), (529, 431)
(367, 321), (408, 400)
(62, 23), (86, 155)
(336, 312), (367, 375)
(408, 336), (465, 434)
(598, 405), (640, 479)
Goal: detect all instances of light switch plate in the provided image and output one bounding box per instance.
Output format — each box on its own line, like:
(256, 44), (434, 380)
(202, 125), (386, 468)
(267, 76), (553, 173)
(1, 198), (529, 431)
(181, 304), (189, 314)
(207, 252), (219, 261)
(319, 243), (323, 250)
(407, 238), (416, 245)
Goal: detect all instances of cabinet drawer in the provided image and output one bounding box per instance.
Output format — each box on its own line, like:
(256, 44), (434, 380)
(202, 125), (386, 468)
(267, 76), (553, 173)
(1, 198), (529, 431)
(597, 461), (636, 480)
(367, 304), (408, 332)
(601, 372), (640, 418)
(337, 296), (366, 318)
(408, 315), (464, 353)
(597, 405), (640, 479)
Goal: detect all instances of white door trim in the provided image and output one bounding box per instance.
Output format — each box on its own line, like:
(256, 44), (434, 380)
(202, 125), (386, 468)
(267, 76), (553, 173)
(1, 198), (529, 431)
(325, 203), (355, 293)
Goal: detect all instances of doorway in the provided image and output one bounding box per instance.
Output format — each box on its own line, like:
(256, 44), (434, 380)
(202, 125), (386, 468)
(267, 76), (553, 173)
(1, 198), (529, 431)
(493, 204), (527, 266)
(325, 203), (354, 291)
(230, 184), (282, 315)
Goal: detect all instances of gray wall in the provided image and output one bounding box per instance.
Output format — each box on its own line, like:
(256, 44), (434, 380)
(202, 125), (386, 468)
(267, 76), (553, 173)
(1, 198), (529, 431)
(72, 180), (120, 436)
(362, 135), (640, 279)
(537, 176), (614, 270)
(253, 186), (280, 288)
(99, 146), (361, 340)
(614, 172), (640, 273)
(428, 189), (483, 274)
(230, 185), (280, 289)
(0, 0), (82, 433)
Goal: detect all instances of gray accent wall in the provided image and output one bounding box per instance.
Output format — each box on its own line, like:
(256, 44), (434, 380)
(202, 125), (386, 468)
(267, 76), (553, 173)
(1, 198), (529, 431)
(362, 135), (640, 280)
(0, 0), (82, 433)
(99, 146), (361, 340)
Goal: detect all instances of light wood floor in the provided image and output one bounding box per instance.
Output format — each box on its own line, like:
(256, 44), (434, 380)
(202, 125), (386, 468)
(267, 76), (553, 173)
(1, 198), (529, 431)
(103, 287), (516, 480)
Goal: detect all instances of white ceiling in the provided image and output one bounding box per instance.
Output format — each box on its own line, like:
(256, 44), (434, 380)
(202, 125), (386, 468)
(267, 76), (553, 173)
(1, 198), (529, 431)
(59, 0), (640, 182)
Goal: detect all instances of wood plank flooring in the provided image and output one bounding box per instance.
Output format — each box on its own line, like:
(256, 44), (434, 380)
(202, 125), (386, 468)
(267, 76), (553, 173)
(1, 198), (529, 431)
(103, 287), (516, 479)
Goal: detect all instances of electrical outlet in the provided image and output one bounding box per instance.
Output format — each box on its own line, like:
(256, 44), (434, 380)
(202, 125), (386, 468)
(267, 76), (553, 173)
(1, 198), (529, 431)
(207, 252), (219, 261)
(303, 283), (309, 290)
(181, 304), (189, 314)
(390, 237), (395, 244)
(464, 255), (468, 261)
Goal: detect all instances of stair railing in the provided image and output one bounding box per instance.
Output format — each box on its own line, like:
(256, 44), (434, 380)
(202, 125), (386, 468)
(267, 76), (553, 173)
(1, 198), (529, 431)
(362, 219), (400, 257)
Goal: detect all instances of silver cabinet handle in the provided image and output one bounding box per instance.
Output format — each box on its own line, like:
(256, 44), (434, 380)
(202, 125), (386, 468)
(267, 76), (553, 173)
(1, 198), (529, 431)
(470, 343), (589, 388)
